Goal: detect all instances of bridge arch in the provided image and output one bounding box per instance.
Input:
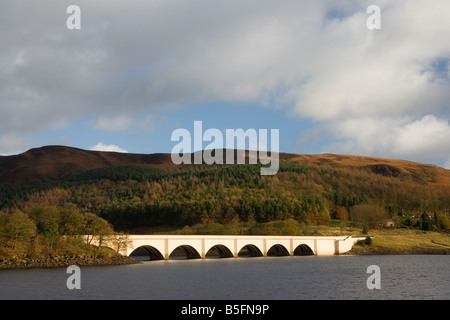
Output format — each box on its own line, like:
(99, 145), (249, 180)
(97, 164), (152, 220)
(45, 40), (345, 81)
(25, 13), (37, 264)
(238, 244), (263, 257)
(267, 244), (290, 256)
(205, 244), (234, 258)
(170, 245), (201, 259)
(130, 245), (165, 261)
(294, 244), (314, 256)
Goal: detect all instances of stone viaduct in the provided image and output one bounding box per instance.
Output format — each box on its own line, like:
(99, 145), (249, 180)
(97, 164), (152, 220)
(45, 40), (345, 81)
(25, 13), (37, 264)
(106, 235), (364, 260)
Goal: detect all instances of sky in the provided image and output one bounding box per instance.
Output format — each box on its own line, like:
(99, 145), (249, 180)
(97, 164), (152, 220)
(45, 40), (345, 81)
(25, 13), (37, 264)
(1, 0), (450, 169)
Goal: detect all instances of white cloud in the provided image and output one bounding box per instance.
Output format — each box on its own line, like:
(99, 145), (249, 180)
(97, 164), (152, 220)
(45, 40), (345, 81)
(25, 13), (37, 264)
(444, 158), (450, 170)
(92, 114), (165, 133)
(0, 133), (30, 156)
(1, 0), (450, 165)
(392, 115), (450, 159)
(88, 142), (128, 153)
(93, 115), (133, 132)
(4, 1), (448, 130)
(322, 115), (450, 162)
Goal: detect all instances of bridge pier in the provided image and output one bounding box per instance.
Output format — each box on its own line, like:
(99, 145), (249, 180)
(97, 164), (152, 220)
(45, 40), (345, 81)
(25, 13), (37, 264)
(164, 238), (169, 260)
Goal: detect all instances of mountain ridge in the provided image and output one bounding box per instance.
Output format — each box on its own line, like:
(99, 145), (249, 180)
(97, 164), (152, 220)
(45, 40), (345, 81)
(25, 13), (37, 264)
(1, 145), (450, 232)
(0, 145), (449, 188)
(0, 145), (175, 187)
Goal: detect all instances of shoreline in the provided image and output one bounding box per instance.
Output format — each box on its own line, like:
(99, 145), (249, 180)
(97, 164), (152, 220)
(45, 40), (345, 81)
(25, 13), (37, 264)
(347, 246), (450, 255)
(348, 249), (450, 255)
(0, 254), (140, 270)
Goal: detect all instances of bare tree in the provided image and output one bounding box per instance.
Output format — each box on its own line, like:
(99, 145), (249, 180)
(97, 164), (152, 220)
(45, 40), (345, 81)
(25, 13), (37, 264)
(349, 205), (388, 229)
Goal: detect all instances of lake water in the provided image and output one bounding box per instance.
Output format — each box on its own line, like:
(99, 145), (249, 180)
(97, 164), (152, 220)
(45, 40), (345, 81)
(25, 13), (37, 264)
(0, 255), (448, 300)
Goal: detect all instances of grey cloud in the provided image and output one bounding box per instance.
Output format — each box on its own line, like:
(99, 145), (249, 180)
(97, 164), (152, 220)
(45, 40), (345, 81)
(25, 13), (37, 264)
(1, 0), (450, 163)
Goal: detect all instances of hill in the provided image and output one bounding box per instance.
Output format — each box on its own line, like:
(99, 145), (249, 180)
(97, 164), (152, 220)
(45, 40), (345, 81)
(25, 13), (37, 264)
(1, 145), (449, 233)
(2, 145), (449, 187)
(0, 145), (176, 188)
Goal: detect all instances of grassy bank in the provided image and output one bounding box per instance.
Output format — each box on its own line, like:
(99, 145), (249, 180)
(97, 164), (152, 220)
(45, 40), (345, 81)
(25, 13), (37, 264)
(348, 229), (450, 255)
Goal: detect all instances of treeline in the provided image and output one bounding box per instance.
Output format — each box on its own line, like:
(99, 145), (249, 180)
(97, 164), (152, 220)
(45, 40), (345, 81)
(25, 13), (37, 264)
(1, 163), (450, 233)
(0, 166), (165, 208)
(0, 207), (127, 260)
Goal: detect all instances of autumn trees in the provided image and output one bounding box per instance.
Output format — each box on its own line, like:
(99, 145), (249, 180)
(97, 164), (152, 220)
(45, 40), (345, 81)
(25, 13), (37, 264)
(0, 207), (119, 260)
(1, 162), (450, 240)
(0, 210), (36, 251)
(349, 205), (389, 229)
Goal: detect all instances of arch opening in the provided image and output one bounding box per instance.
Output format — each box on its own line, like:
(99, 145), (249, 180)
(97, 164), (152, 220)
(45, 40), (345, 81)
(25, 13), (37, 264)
(130, 245), (164, 261)
(294, 244), (314, 256)
(238, 244), (263, 258)
(169, 245), (201, 260)
(267, 244), (290, 257)
(206, 245), (234, 259)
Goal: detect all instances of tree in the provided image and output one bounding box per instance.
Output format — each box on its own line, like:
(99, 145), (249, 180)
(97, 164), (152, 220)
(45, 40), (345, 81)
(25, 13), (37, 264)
(61, 209), (87, 236)
(26, 207), (61, 246)
(335, 206), (349, 220)
(362, 225), (369, 235)
(223, 207), (238, 224)
(84, 213), (114, 248)
(107, 232), (133, 254)
(433, 213), (441, 231)
(438, 213), (450, 231)
(349, 205), (388, 229)
(5, 210), (37, 250)
(279, 219), (299, 235)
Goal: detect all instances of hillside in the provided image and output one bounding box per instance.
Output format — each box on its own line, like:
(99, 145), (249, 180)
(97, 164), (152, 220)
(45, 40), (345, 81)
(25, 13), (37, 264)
(0, 146), (176, 188)
(1, 146), (450, 233)
(2, 145), (449, 187)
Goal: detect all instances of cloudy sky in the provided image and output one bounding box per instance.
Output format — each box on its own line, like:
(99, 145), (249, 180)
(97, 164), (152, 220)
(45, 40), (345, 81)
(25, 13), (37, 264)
(1, 0), (450, 169)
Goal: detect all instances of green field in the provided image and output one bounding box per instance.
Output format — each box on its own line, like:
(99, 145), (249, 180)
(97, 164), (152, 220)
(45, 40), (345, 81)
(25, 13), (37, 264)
(350, 228), (450, 254)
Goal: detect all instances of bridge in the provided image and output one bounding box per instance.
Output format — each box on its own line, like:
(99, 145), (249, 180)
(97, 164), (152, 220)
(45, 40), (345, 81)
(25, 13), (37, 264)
(108, 235), (365, 260)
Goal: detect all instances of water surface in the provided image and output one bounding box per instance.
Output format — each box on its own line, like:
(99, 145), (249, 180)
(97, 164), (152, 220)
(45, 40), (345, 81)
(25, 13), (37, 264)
(0, 255), (448, 300)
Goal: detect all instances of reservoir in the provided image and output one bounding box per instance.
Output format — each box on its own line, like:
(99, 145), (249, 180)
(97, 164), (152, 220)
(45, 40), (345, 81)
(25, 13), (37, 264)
(0, 255), (448, 300)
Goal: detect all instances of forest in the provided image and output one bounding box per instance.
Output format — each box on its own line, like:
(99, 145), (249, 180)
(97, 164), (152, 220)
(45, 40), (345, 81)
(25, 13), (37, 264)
(1, 160), (450, 260)
(0, 206), (123, 261)
(1, 162), (449, 231)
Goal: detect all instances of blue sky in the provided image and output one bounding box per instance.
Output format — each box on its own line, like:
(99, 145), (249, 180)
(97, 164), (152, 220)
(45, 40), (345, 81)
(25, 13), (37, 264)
(1, 0), (450, 169)
(27, 100), (318, 155)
